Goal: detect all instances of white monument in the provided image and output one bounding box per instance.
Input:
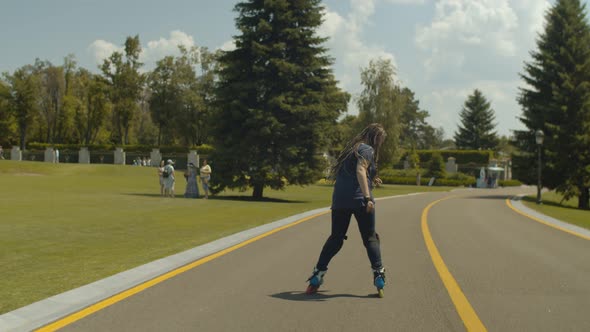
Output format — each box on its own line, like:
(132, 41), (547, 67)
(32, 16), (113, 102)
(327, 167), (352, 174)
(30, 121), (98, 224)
(445, 157), (458, 174)
(150, 148), (162, 167)
(11, 146), (22, 161)
(187, 150), (199, 168)
(44, 148), (56, 163)
(114, 147), (126, 165)
(79, 147), (90, 164)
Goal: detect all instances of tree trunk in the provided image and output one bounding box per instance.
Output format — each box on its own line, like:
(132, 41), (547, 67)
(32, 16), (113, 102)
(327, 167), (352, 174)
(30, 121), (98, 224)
(579, 185), (589, 210)
(19, 126), (26, 150)
(158, 124), (162, 146)
(124, 125), (130, 145)
(252, 183), (264, 199)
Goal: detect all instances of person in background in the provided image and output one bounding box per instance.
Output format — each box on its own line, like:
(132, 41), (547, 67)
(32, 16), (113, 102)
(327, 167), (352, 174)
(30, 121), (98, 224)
(0, 145), (4, 160)
(163, 159), (176, 198)
(184, 163), (200, 198)
(157, 160), (166, 196)
(200, 159), (212, 199)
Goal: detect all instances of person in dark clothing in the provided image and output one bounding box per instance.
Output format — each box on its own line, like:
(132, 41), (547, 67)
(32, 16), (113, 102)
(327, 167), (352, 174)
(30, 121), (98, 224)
(306, 123), (387, 296)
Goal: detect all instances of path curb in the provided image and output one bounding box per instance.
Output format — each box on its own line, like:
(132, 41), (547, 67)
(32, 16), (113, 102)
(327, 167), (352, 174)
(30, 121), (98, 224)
(511, 195), (590, 239)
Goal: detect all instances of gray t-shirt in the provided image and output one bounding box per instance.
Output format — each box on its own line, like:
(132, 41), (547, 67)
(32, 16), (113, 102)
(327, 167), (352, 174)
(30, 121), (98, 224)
(331, 143), (376, 209)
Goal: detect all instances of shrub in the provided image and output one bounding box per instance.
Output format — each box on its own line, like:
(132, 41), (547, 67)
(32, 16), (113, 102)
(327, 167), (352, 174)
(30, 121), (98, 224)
(399, 150), (493, 167)
(435, 178), (476, 187)
(426, 152), (446, 179)
(499, 179), (523, 187)
(380, 176), (430, 186)
(380, 168), (426, 178)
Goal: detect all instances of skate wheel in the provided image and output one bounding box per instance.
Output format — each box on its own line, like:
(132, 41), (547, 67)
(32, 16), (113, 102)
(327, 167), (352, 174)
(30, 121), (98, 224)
(306, 285), (319, 294)
(377, 289), (384, 298)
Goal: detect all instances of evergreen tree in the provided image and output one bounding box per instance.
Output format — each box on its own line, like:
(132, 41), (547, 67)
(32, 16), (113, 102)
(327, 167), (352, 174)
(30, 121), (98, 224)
(515, 0), (590, 209)
(454, 89), (499, 150)
(212, 0), (348, 198)
(426, 152), (445, 179)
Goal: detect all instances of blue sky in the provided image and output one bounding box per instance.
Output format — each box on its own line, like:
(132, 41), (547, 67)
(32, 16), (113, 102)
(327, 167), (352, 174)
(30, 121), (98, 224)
(2, 0), (588, 138)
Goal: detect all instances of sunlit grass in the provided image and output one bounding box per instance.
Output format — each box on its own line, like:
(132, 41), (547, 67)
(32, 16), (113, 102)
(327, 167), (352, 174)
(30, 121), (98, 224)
(522, 191), (590, 230)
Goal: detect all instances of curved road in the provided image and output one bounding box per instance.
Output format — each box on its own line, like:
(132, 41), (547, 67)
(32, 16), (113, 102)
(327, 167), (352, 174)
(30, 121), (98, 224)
(44, 188), (589, 331)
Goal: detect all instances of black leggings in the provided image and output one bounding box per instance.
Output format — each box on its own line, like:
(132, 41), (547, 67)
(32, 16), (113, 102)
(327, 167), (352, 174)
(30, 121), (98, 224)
(315, 207), (383, 271)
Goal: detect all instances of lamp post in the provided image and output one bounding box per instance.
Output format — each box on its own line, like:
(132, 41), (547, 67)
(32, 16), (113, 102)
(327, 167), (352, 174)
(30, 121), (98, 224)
(535, 129), (544, 204)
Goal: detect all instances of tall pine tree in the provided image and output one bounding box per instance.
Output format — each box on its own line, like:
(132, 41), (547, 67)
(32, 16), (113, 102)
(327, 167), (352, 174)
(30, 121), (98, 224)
(515, 0), (590, 209)
(454, 89), (499, 150)
(212, 0), (348, 198)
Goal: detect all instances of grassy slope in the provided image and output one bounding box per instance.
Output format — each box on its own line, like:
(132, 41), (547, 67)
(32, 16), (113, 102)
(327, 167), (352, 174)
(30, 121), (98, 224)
(0, 161), (450, 313)
(522, 191), (590, 231)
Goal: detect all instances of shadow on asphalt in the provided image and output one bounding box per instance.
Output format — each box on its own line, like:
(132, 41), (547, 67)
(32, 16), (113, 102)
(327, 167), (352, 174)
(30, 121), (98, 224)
(270, 291), (378, 301)
(464, 195), (512, 200)
(124, 193), (308, 203)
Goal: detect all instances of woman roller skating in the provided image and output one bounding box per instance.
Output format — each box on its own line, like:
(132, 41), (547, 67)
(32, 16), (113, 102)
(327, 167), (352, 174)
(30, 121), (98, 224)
(306, 123), (387, 298)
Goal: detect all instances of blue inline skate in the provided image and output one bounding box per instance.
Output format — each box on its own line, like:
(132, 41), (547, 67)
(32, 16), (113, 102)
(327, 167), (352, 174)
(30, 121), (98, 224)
(373, 267), (386, 298)
(305, 267), (326, 294)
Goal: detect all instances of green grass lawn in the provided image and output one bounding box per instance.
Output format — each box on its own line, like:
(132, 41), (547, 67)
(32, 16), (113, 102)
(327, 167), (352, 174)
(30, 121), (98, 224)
(0, 160), (451, 314)
(522, 191), (590, 231)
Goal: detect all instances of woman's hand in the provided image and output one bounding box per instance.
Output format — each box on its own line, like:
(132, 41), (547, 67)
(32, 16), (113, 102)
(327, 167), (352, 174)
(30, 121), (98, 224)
(366, 200), (375, 214)
(373, 177), (383, 187)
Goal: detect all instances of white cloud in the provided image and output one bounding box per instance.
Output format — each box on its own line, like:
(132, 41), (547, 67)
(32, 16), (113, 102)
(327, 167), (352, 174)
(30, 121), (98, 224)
(88, 30), (197, 68)
(320, 2), (397, 97)
(218, 39), (236, 52)
(416, 0), (519, 57)
(384, 0), (425, 4)
(88, 40), (123, 65)
(415, 0), (551, 77)
(141, 30), (195, 65)
(511, 0), (551, 35)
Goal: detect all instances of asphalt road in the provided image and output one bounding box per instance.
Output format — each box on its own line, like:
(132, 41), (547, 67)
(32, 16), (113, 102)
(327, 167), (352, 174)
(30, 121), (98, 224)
(55, 188), (590, 332)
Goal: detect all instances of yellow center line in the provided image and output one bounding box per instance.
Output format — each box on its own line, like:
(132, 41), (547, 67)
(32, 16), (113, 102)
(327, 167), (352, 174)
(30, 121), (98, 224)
(505, 198), (590, 241)
(421, 196), (487, 332)
(35, 210), (330, 332)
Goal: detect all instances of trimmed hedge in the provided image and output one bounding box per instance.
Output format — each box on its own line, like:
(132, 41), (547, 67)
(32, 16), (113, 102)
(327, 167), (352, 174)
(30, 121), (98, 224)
(400, 150), (494, 166)
(26, 142), (214, 154)
(380, 168), (476, 187)
(379, 175), (476, 187)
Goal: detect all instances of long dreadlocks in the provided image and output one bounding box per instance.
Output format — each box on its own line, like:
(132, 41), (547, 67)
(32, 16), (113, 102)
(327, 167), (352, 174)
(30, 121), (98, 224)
(329, 123), (387, 180)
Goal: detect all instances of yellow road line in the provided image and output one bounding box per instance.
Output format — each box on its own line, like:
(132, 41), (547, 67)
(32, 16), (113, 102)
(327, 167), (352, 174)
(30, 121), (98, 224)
(506, 198), (590, 241)
(36, 210), (330, 332)
(421, 196), (487, 332)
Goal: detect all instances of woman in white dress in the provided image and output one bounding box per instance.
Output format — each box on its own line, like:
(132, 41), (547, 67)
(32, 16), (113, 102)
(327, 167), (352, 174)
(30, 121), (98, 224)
(157, 160), (165, 196)
(163, 159), (175, 198)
